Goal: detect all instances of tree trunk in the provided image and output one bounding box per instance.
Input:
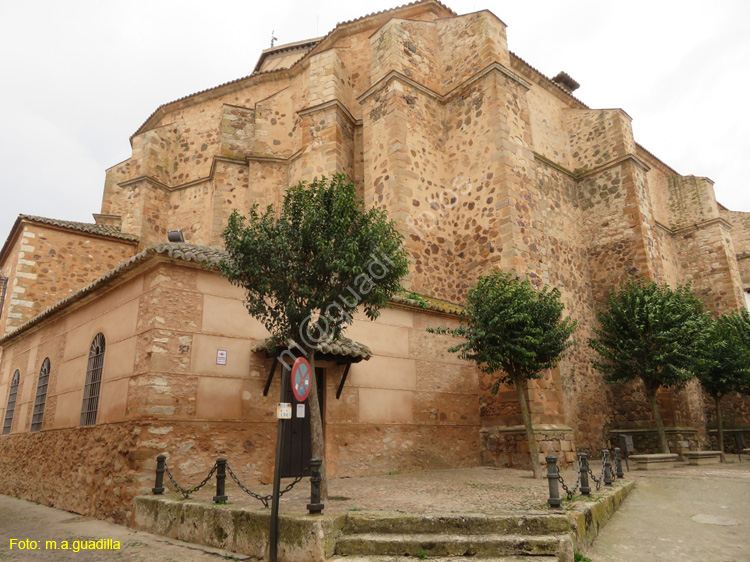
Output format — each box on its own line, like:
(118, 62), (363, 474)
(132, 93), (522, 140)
(715, 394), (725, 461)
(306, 351), (328, 499)
(515, 376), (542, 479)
(647, 390), (670, 454)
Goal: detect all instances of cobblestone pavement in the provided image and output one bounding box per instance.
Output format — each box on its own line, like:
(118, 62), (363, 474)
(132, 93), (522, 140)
(589, 462), (750, 561)
(0, 495), (255, 561)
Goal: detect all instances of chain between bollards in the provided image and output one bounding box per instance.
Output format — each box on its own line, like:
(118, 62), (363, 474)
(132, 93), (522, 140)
(546, 455), (562, 509)
(152, 454), (166, 495)
(307, 457), (324, 515)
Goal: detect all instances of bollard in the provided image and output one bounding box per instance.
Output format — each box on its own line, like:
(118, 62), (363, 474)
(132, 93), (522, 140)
(546, 455), (562, 509)
(614, 447), (624, 479)
(579, 452), (590, 496)
(213, 458), (228, 503)
(307, 458), (324, 515)
(152, 454), (166, 495)
(603, 449), (613, 486)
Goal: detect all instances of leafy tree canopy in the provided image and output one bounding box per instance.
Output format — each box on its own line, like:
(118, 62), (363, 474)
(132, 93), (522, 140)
(219, 174), (409, 348)
(696, 310), (750, 398)
(588, 278), (707, 394)
(431, 271), (577, 388)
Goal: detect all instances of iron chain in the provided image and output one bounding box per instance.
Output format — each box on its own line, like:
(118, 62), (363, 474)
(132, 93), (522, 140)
(556, 456), (582, 500)
(225, 462), (309, 508)
(164, 460), (218, 499)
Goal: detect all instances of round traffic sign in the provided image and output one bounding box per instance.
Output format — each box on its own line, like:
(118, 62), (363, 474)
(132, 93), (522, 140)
(291, 357), (312, 402)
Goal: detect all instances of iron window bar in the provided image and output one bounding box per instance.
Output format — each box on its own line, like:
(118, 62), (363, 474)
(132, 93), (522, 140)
(30, 358), (51, 432)
(80, 333), (105, 427)
(2, 370), (20, 435)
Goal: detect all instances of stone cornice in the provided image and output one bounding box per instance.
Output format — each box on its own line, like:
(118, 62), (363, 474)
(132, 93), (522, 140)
(655, 217), (733, 237)
(575, 154), (651, 180)
(357, 62), (531, 106)
(534, 152), (651, 181)
(297, 100), (362, 126)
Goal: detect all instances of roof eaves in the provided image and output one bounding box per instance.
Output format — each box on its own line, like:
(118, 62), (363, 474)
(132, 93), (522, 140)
(0, 242), (225, 344)
(0, 214), (138, 268)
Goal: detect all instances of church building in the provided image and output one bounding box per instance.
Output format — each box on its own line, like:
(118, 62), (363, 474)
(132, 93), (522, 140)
(1, 1), (748, 523)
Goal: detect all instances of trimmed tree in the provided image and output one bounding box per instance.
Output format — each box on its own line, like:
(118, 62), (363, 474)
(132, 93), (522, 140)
(694, 310), (750, 456)
(219, 174), (409, 498)
(589, 279), (707, 454)
(429, 271), (576, 478)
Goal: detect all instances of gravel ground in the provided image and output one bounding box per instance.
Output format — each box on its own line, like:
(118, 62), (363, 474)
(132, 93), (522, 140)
(181, 463), (599, 515)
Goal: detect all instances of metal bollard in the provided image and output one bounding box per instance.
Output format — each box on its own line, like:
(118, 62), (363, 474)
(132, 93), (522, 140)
(579, 452), (590, 496)
(614, 448), (624, 479)
(153, 454), (166, 495)
(307, 458), (324, 515)
(213, 458), (228, 503)
(546, 455), (562, 509)
(603, 449), (613, 486)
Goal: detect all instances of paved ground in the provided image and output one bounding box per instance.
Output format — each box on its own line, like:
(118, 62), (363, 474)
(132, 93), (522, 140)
(1, 461), (748, 561)
(589, 462), (750, 562)
(0, 495), (253, 561)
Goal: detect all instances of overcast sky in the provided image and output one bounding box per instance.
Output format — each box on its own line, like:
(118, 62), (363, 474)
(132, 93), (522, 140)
(1, 0), (748, 241)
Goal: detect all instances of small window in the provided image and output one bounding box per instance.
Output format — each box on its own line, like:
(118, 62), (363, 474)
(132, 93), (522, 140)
(2, 370), (20, 435)
(30, 358), (51, 432)
(80, 333), (106, 427)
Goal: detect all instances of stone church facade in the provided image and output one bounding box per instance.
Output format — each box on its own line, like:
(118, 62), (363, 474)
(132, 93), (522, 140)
(1, 1), (749, 522)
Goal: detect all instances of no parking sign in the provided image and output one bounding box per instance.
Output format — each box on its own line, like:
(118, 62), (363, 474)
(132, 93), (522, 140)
(291, 357), (312, 402)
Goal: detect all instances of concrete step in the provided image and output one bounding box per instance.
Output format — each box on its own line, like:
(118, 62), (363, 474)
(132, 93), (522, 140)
(327, 555), (558, 562)
(335, 532), (563, 557)
(342, 512), (572, 536)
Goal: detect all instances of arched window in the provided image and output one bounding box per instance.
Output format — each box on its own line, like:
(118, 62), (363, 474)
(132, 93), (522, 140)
(2, 370), (20, 435)
(30, 358), (51, 432)
(80, 333), (105, 427)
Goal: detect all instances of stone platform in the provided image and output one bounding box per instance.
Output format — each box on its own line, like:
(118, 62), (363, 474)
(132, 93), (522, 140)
(629, 453), (679, 470)
(133, 466), (635, 562)
(683, 451), (722, 465)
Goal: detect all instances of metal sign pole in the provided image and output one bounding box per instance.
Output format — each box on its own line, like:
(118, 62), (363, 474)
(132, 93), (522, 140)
(269, 366), (289, 562)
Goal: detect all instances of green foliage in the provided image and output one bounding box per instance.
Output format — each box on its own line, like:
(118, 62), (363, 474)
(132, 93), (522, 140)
(695, 310), (750, 398)
(429, 271), (577, 387)
(588, 278), (707, 395)
(574, 552), (592, 562)
(219, 174), (409, 347)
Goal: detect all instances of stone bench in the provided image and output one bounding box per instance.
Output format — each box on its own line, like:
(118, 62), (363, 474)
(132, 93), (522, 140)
(683, 451), (722, 465)
(629, 453), (679, 470)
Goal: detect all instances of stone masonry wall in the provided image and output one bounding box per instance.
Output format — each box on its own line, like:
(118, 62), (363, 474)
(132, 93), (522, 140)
(0, 223), (137, 336)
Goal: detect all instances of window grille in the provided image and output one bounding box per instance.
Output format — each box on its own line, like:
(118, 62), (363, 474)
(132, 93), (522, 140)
(80, 333), (105, 427)
(0, 275), (7, 320)
(30, 358), (50, 432)
(2, 370), (20, 435)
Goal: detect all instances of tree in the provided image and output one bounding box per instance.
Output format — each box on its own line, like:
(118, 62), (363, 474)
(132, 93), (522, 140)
(219, 174), (409, 498)
(694, 310), (750, 456)
(429, 271), (576, 478)
(589, 279), (707, 454)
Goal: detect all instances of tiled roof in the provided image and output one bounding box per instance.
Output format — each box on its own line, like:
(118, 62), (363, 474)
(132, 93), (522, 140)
(255, 335), (372, 361)
(392, 292), (463, 315)
(0, 243), (225, 343)
(0, 214), (139, 268)
(0, 239), (459, 344)
(16, 215), (139, 242)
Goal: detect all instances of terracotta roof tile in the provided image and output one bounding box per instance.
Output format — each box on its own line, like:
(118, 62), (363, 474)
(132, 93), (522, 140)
(15, 215), (139, 242)
(0, 243), (224, 343)
(254, 335), (372, 361)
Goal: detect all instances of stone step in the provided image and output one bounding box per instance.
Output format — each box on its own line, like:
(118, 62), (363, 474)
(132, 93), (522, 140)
(335, 532), (563, 557)
(327, 555), (558, 562)
(342, 512), (572, 536)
